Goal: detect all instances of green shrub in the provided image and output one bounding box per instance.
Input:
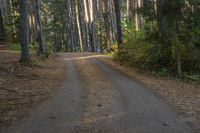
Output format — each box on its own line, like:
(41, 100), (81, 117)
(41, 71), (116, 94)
(115, 22), (200, 79)
(115, 26), (156, 68)
(152, 68), (170, 77)
(183, 73), (200, 82)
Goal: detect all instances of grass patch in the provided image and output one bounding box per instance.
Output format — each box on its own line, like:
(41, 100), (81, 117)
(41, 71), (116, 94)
(9, 42), (21, 51)
(9, 42), (36, 52)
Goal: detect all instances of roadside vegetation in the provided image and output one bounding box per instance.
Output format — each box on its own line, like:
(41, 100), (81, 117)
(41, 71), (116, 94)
(113, 1), (200, 82)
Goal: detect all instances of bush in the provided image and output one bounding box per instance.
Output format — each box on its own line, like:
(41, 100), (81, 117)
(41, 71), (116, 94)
(183, 73), (200, 82)
(115, 27), (156, 68)
(115, 22), (200, 78)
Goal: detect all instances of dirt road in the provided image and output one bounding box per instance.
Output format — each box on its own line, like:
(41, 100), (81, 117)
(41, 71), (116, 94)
(2, 53), (191, 133)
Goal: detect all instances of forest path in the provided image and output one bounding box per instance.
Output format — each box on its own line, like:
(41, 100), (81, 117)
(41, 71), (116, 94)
(4, 53), (191, 133)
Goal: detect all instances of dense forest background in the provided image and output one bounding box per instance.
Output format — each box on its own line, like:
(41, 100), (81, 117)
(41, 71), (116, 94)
(0, 0), (200, 80)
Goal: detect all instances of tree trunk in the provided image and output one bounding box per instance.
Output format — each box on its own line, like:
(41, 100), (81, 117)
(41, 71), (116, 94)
(114, 0), (122, 47)
(175, 21), (182, 78)
(99, 0), (103, 53)
(35, 0), (45, 54)
(66, 0), (75, 52)
(104, 0), (111, 52)
(0, 8), (5, 41)
(75, 0), (83, 51)
(176, 40), (182, 78)
(19, 0), (30, 62)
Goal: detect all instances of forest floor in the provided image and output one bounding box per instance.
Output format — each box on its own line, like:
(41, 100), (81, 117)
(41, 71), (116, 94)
(0, 51), (65, 129)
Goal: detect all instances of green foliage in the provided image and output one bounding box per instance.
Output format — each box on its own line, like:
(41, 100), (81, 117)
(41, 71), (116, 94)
(141, 1), (155, 22)
(183, 73), (200, 82)
(41, 0), (68, 52)
(110, 42), (118, 52)
(115, 24), (156, 68)
(115, 0), (200, 80)
(115, 18), (200, 80)
(152, 68), (170, 77)
(9, 42), (41, 52)
(45, 42), (54, 55)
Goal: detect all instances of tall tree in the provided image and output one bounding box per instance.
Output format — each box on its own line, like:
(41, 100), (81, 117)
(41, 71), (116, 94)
(114, 0), (122, 47)
(35, 0), (46, 54)
(0, 8), (5, 41)
(104, 0), (112, 51)
(75, 0), (83, 51)
(19, 0), (30, 62)
(66, 0), (75, 51)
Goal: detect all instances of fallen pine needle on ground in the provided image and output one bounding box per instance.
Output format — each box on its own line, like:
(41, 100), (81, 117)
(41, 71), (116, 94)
(0, 51), (65, 128)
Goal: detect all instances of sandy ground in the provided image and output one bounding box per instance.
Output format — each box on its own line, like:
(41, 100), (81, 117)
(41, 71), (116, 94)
(97, 56), (200, 133)
(1, 53), (192, 133)
(0, 51), (65, 129)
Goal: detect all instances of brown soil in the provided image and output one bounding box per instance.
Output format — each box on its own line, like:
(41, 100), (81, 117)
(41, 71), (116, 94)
(97, 56), (200, 133)
(0, 51), (65, 128)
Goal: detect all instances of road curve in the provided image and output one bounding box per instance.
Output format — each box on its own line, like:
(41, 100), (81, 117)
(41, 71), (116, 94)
(3, 53), (191, 133)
